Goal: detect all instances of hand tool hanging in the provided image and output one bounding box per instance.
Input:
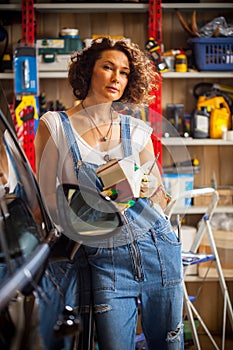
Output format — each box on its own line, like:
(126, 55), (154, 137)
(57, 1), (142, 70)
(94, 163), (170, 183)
(191, 82), (233, 139)
(175, 10), (200, 38)
(13, 0), (39, 172)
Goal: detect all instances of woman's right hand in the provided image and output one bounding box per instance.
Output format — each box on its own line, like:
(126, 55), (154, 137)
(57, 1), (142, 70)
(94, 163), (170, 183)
(140, 173), (158, 198)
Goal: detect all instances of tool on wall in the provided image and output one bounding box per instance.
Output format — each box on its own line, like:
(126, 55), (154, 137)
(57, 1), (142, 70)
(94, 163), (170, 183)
(191, 82), (233, 139)
(193, 82), (233, 105)
(14, 45), (38, 96)
(176, 10), (200, 38)
(145, 37), (169, 73)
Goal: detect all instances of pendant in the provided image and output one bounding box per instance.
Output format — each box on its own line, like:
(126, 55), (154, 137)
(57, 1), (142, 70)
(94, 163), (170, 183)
(104, 154), (110, 162)
(103, 136), (107, 142)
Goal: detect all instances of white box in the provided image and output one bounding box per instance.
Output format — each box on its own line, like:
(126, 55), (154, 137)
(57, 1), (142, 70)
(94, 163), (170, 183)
(181, 225), (198, 275)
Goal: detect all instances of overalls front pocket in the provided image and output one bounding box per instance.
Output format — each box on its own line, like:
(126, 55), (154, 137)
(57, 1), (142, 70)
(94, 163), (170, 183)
(150, 217), (183, 287)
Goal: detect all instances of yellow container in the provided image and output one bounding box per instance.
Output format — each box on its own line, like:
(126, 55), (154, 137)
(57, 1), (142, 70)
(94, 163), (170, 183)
(210, 107), (231, 139)
(175, 54), (187, 72)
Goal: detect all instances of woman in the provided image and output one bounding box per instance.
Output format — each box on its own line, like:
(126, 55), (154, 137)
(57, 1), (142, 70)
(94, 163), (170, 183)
(35, 37), (184, 350)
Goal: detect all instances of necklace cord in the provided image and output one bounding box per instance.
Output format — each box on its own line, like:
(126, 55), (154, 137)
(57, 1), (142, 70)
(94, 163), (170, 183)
(81, 101), (113, 142)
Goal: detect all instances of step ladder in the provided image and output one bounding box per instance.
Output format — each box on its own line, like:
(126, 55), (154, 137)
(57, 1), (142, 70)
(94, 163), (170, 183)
(165, 187), (233, 350)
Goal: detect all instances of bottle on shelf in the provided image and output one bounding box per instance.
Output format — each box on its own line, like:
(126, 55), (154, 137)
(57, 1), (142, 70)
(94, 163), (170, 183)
(191, 106), (210, 139)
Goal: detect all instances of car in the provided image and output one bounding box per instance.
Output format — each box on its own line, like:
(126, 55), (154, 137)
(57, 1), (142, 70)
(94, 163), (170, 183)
(0, 83), (123, 350)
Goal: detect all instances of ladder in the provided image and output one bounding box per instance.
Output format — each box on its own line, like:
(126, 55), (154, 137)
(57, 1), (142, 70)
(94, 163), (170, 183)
(165, 187), (233, 350)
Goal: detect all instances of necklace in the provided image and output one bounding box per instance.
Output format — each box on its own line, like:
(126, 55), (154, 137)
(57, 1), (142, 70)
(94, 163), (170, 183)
(81, 101), (113, 142)
(103, 124), (113, 162)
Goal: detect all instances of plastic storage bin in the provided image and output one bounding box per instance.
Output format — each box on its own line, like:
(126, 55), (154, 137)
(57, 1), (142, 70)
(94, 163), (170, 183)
(190, 37), (233, 71)
(162, 173), (194, 209)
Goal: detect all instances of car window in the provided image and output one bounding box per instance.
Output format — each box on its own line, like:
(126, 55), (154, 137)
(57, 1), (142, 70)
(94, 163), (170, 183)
(0, 113), (51, 287)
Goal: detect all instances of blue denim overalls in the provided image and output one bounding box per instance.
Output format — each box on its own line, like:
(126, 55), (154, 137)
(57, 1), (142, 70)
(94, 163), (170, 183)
(59, 111), (184, 350)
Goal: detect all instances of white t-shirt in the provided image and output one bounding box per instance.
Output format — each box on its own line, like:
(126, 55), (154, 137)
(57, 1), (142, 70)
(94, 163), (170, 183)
(40, 111), (152, 184)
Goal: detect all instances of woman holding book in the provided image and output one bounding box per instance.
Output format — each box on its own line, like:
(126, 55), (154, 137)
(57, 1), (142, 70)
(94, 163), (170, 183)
(35, 37), (184, 350)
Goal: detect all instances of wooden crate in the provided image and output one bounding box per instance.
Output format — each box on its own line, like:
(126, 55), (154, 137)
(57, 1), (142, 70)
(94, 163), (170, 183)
(198, 230), (233, 278)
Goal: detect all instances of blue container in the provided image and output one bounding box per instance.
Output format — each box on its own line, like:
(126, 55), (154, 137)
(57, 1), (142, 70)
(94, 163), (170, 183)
(190, 37), (233, 71)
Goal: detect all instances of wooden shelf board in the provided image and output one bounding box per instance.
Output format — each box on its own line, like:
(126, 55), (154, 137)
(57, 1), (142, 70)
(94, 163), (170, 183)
(162, 137), (233, 146)
(162, 72), (233, 79)
(34, 2), (148, 13)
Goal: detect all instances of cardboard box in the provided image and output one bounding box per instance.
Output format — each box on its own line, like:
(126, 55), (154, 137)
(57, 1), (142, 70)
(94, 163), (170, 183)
(198, 229), (233, 278)
(193, 187), (233, 207)
(36, 37), (83, 71)
(181, 225), (198, 275)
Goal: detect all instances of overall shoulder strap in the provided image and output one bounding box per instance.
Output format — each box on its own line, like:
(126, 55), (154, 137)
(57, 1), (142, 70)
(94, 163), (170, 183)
(59, 111), (82, 164)
(120, 114), (132, 157)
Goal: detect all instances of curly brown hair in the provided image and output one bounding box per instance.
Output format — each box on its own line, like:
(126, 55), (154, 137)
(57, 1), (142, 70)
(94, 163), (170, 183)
(68, 37), (158, 105)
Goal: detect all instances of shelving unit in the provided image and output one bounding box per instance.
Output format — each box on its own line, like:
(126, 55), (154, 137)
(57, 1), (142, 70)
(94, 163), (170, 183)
(0, 2), (231, 114)
(1, 4), (232, 198)
(163, 133), (233, 220)
(161, 3), (233, 341)
(161, 1), (233, 194)
(163, 139), (233, 216)
(3, 71), (233, 80)
(161, 3), (233, 110)
(0, 1), (233, 340)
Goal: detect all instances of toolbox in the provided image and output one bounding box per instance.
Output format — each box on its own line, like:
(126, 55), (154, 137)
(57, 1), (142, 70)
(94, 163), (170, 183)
(36, 37), (83, 71)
